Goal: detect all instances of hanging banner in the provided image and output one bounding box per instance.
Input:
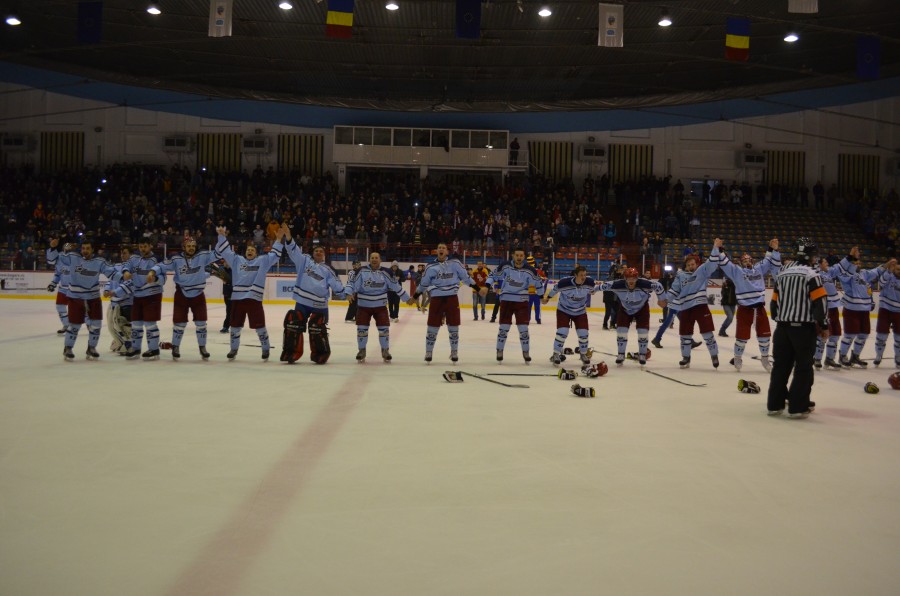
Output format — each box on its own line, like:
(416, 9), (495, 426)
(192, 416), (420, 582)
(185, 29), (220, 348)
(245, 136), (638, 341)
(598, 3), (624, 48)
(209, 0), (233, 38)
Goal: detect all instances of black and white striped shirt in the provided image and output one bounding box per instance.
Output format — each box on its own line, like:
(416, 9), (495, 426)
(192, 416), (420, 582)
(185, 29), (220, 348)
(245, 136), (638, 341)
(772, 260), (827, 324)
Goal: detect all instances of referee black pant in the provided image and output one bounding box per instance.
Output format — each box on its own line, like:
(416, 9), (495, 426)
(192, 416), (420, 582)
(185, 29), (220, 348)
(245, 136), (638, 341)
(767, 322), (817, 413)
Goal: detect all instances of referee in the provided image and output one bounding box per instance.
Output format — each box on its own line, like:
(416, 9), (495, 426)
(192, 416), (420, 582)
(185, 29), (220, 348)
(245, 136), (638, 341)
(767, 237), (829, 418)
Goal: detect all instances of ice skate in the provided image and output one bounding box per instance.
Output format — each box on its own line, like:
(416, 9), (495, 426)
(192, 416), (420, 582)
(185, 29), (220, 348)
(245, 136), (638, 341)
(550, 353), (562, 366)
(496, 349), (503, 363)
(691, 340), (702, 349)
(651, 338), (663, 349)
(261, 349), (270, 361)
(356, 348), (366, 363)
(759, 356), (772, 372)
(227, 349), (238, 360)
(171, 346), (181, 359)
(450, 350), (458, 363)
(615, 354), (625, 367)
(824, 357), (842, 370)
(125, 350), (140, 360)
(522, 351), (531, 364)
(638, 354), (647, 368)
(63, 347), (74, 361)
(767, 408), (784, 416)
(142, 349), (160, 360)
(872, 357), (881, 367)
(580, 352), (591, 365)
(57, 327), (67, 335)
(711, 355), (719, 369)
(85, 347), (99, 361)
(199, 347), (210, 360)
(814, 359), (822, 370)
(425, 352), (433, 363)
(730, 357), (742, 372)
(849, 353), (867, 368)
(382, 348), (392, 363)
(679, 356), (691, 369)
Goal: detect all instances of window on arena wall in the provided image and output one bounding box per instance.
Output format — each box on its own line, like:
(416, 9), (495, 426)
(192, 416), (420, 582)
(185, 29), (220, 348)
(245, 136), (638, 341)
(335, 127), (353, 144)
(413, 129), (431, 147)
(393, 129), (411, 146)
(471, 131), (489, 148)
(490, 131), (508, 149)
(353, 127), (373, 145)
(451, 130), (469, 148)
(373, 128), (392, 146)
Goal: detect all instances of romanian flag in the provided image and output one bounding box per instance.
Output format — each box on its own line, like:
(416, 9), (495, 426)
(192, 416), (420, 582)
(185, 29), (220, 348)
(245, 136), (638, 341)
(725, 17), (750, 61)
(326, 0), (354, 39)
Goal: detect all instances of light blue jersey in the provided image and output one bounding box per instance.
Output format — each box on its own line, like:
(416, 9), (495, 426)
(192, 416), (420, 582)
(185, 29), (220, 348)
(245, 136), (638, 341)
(666, 248), (721, 309)
(284, 241), (346, 309)
(153, 250), (218, 298)
(597, 278), (665, 315)
(418, 258), (471, 297)
(123, 253), (166, 298)
(819, 263), (842, 310)
(718, 249), (781, 306)
(46, 248), (117, 300)
(836, 257), (882, 312)
(878, 269), (900, 312)
(215, 234), (283, 301)
(486, 261), (544, 303)
(346, 265), (410, 308)
(547, 276), (597, 316)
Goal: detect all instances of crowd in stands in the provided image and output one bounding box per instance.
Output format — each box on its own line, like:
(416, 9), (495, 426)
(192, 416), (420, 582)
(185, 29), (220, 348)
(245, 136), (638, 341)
(1, 162), (895, 271)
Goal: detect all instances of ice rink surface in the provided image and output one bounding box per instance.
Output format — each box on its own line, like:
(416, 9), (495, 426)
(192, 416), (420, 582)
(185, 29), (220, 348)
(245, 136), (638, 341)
(2, 297), (900, 596)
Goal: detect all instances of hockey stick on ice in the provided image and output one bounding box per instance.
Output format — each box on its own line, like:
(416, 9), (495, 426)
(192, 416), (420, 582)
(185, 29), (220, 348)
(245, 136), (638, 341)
(488, 373), (568, 377)
(642, 369), (706, 387)
(453, 370), (530, 388)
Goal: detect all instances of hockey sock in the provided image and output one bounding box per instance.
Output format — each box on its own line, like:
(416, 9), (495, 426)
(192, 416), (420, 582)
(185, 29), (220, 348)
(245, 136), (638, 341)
(230, 327), (242, 351)
(256, 327), (270, 351)
(734, 338), (748, 359)
(701, 331), (718, 356)
(758, 336), (771, 357)
(196, 321), (207, 347)
(576, 328), (589, 354)
(65, 324), (80, 349)
(146, 323), (160, 351)
(875, 332), (888, 361)
(172, 322), (187, 347)
(616, 326), (628, 357)
(517, 324), (530, 352)
(87, 323), (101, 349)
(852, 334), (868, 356)
(680, 335), (692, 358)
(448, 325), (459, 352)
(56, 304), (69, 326)
(131, 322), (144, 353)
(356, 326), (368, 350)
(826, 336), (838, 360)
(553, 327), (569, 354)
(839, 334), (855, 358)
(497, 324), (510, 351)
(637, 329), (648, 355)
(377, 326), (390, 350)
(815, 336), (825, 361)
(425, 325), (439, 354)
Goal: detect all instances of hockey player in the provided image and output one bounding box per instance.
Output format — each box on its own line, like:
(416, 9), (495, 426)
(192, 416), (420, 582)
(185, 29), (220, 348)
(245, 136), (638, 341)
(873, 260), (900, 368)
(479, 248), (545, 363)
(47, 236), (117, 361)
(121, 238), (166, 360)
(716, 238), (781, 371)
(835, 246), (893, 368)
(813, 257), (843, 370)
(345, 251), (414, 363)
(215, 226), (285, 361)
(344, 261), (362, 323)
(151, 237), (219, 360)
(281, 227), (346, 363)
(665, 239), (724, 369)
(597, 267), (667, 367)
(46, 244), (74, 334)
(417, 242), (476, 363)
(103, 247), (133, 355)
(542, 265), (599, 365)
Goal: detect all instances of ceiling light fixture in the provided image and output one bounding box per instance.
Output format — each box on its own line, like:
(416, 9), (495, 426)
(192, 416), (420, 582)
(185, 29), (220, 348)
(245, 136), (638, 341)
(658, 10), (672, 27)
(5, 14), (21, 26)
(538, 7), (551, 17)
(278, 1), (293, 9)
(146, 4), (161, 15)
(784, 32), (799, 42)
(385, 2), (399, 10)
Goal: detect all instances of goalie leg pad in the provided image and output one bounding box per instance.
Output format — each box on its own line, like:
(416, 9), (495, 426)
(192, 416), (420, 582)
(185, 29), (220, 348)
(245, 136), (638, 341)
(308, 312), (331, 364)
(281, 309), (305, 363)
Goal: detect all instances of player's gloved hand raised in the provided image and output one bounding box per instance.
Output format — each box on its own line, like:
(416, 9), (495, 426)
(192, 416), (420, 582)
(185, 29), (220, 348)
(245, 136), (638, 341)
(47, 282), (57, 292)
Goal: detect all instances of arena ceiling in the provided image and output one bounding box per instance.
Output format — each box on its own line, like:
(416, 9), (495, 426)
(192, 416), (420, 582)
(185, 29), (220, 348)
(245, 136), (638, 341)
(1, 0), (898, 112)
